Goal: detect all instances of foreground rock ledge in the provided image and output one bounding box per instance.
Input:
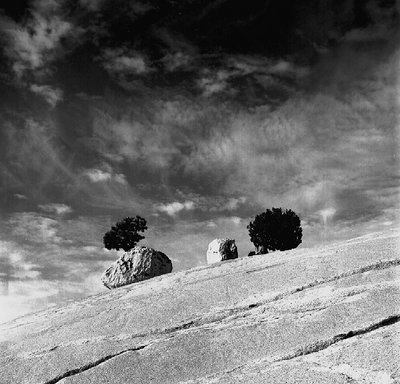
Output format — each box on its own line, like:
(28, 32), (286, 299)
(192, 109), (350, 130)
(1, 229), (399, 384)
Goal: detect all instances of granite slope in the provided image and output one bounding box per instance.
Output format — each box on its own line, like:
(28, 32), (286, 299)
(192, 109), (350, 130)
(0, 229), (399, 384)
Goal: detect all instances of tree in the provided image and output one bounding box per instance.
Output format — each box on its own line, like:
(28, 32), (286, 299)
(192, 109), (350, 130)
(103, 216), (148, 252)
(247, 208), (302, 254)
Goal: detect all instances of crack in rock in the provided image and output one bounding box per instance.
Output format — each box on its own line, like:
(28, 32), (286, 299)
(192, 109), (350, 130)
(161, 320), (196, 333)
(239, 258), (400, 311)
(245, 263), (284, 274)
(276, 315), (400, 362)
(40, 314), (399, 384)
(43, 344), (149, 384)
(181, 315), (400, 384)
(177, 258), (400, 331)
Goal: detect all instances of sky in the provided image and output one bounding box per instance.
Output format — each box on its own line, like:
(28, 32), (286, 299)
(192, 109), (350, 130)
(0, 0), (399, 323)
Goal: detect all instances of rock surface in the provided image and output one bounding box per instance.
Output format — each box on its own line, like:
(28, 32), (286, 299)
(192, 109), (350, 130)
(1, 229), (399, 384)
(206, 238), (238, 264)
(101, 246), (172, 289)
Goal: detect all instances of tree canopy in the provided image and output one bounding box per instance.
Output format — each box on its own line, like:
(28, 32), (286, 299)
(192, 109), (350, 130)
(247, 208), (302, 254)
(103, 216), (148, 252)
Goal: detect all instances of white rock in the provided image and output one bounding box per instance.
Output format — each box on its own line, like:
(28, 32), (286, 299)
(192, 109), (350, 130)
(101, 246), (172, 289)
(207, 238), (238, 264)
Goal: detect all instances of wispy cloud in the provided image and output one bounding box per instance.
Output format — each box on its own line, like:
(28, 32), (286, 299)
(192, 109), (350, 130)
(212, 197), (247, 211)
(14, 194), (27, 200)
(84, 39), (398, 229)
(100, 48), (151, 87)
(0, 240), (38, 284)
(38, 203), (73, 216)
(30, 84), (64, 107)
(162, 51), (193, 72)
(0, 212), (120, 323)
(0, 236), (111, 323)
(318, 207), (337, 226)
(196, 56), (309, 97)
(1, 119), (78, 193)
(156, 201), (195, 216)
(343, 0), (398, 42)
(197, 69), (232, 96)
(79, 0), (105, 11)
(8, 212), (65, 244)
(0, 3), (81, 79)
(102, 48), (149, 74)
(83, 168), (127, 185)
(83, 169), (112, 182)
(229, 216), (242, 225)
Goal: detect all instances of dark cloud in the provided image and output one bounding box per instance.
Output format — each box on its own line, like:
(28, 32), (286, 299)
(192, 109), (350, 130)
(29, 84), (64, 107)
(0, 0), (82, 81)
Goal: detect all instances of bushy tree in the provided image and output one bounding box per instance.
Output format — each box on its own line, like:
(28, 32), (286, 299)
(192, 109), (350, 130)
(247, 208), (302, 254)
(103, 216), (148, 252)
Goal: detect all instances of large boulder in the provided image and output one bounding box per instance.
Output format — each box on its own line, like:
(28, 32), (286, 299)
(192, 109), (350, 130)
(101, 246), (172, 289)
(207, 238), (238, 264)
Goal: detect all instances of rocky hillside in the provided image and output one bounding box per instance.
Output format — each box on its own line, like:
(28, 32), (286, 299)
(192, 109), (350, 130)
(1, 229), (399, 384)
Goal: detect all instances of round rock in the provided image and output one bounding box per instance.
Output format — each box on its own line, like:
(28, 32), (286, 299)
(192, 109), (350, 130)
(207, 238), (238, 264)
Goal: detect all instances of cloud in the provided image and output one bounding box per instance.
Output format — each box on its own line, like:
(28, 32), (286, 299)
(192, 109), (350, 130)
(1, 115), (141, 213)
(8, 212), (64, 244)
(113, 173), (127, 185)
(0, 6), (81, 78)
(83, 168), (127, 184)
(229, 216), (242, 225)
(343, 0), (398, 42)
(162, 52), (193, 72)
(0, 236), (110, 323)
(14, 194), (27, 200)
(218, 197), (247, 211)
(81, 245), (99, 252)
(100, 48), (151, 86)
(79, 0), (105, 11)
(156, 201), (195, 216)
(318, 207), (337, 226)
(0, 212), (119, 323)
(38, 203), (73, 216)
(227, 56), (309, 79)
(196, 56), (310, 97)
(0, 119), (78, 193)
(30, 84), (64, 107)
(0, 240), (39, 284)
(197, 69), (231, 96)
(89, 102), (204, 170)
(185, 42), (399, 223)
(83, 169), (112, 182)
(344, 25), (394, 42)
(85, 36), (398, 230)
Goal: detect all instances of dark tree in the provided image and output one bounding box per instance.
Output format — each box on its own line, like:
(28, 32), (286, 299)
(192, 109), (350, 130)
(247, 208), (302, 254)
(103, 216), (148, 252)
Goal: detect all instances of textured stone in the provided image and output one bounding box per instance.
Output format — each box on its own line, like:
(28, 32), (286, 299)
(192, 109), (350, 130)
(1, 230), (399, 384)
(207, 238), (238, 264)
(101, 246), (172, 289)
